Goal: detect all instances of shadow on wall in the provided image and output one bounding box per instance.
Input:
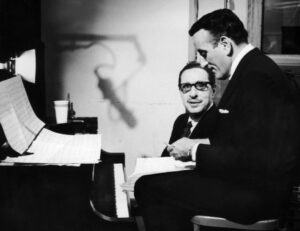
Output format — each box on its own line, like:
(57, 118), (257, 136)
(53, 33), (146, 128)
(94, 68), (137, 128)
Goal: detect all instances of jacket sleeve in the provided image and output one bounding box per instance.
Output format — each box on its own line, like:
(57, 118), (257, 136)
(195, 70), (299, 181)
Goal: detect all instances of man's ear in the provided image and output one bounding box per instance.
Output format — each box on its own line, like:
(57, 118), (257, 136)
(219, 36), (233, 56)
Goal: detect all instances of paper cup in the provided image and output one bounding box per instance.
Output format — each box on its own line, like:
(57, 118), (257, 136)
(54, 100), (69, 124)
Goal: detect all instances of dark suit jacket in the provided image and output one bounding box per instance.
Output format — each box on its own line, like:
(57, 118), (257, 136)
(195, 48), (299, 205)
(161, 104), (218, 157)
(134, 49), (300, 228)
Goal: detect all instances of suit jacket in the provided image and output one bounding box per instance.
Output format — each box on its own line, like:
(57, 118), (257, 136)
(134, 49), (300, 228)
(161, 104), (218, 157)
(195, 48), (299, 192)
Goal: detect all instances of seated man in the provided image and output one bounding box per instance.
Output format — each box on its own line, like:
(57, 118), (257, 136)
(161, 61), (218, 157)
(134, 9), (299, 231)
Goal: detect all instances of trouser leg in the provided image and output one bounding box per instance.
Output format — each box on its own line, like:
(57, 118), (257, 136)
(134, 172), (195, 231)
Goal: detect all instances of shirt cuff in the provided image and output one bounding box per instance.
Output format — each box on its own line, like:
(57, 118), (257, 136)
(191, 143), (200, 161)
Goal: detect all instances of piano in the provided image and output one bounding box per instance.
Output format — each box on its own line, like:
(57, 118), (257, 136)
(0, 74), (136, 229)
(0, 117), (136, 229)
(90, 150), (134, 222)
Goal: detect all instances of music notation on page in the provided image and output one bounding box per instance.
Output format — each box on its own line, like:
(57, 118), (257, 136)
(0, 76), (101, 165)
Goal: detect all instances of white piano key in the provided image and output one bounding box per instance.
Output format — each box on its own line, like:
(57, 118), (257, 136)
(114, 163), (130, 218)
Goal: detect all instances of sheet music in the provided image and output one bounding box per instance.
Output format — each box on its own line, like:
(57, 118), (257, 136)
(4, 128), (101, 164)
(121, 157), (195, 191)
(131, 157), (195, 175)
(0, 76), (44, 153)
(1, 105), (30, 153)
(0, 76), (101, 164)
(4, 76), (44, 133)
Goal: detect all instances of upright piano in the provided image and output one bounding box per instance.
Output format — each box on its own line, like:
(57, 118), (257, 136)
(0, 120), (135, 231)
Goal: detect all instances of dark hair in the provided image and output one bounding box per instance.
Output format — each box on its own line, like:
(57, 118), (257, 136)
(178, 61), (215, 89)
(189, 9), (248, 45)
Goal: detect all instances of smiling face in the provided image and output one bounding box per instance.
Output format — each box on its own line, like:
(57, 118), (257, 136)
(193, 29), (232, 80)
(179, 67), (214, 118)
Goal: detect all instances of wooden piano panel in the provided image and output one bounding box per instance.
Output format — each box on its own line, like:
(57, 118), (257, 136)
(0, 165), (93, 231)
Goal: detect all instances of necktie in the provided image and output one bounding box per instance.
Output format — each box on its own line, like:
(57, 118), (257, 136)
(182, 121), (193, 138)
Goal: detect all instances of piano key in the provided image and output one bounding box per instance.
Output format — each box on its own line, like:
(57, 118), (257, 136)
(90, 162), (133, 222)
(114, 163), (130, 218)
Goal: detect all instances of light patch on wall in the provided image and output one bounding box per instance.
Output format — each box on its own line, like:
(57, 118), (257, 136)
(43, 0), (189, 174)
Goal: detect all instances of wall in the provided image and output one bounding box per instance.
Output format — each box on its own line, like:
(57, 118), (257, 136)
(41, 0), (189, 174)
(198, 0), (248, 25)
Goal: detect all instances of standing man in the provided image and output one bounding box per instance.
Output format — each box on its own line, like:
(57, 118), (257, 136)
(161, 61), (218, 157)
(134, 9), (299, 231)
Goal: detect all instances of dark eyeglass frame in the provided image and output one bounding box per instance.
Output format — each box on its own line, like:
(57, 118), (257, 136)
(179, 81), (212, 93)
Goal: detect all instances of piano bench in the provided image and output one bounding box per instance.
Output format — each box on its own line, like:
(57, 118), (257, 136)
(191, 216), (279, 231)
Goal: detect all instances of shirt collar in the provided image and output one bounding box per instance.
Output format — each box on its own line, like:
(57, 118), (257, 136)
(229, 44), (254, 80)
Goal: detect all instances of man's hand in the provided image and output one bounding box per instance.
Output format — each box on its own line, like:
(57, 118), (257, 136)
(167, 138), (210, 161)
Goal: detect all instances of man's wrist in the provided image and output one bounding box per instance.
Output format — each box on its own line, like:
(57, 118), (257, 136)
(190, 138), (210, 161)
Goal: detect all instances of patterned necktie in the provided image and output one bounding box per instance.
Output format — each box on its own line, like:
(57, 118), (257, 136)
(182, 121), (193, 138)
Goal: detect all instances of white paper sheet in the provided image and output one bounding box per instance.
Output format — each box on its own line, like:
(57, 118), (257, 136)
(0, 76), (44, 153)
(121, 157), (195, 191)
(4, 128), (101, 164)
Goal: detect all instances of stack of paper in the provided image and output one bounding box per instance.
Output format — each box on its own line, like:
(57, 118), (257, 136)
(121, 157), (195, 191)
(3, 128), (101, 165)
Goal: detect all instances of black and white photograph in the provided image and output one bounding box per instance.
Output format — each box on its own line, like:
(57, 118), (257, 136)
(0, 0), (300, 230)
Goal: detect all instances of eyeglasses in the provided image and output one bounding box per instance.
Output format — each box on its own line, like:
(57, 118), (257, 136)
(179, 81), (211, 93)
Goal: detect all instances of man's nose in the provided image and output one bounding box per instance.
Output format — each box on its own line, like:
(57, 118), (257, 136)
(189, 86), (198, 97)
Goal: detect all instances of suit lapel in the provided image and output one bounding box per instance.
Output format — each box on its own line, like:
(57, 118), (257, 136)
(170, 114), (189, 143)
(190, 105), (218, 138)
